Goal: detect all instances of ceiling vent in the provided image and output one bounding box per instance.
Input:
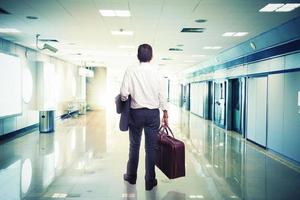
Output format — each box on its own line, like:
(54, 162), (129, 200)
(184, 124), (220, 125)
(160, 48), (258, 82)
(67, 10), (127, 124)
(161, 58), (172, 60)
(0, 7), (11, 15)
(169, 48), (183, 52)
(181, 28), (205, 33)
(195, 19), (207, 23)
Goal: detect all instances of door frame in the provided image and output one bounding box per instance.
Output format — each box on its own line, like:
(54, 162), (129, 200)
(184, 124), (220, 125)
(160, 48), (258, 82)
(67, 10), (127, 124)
(213, 79), (227, 129)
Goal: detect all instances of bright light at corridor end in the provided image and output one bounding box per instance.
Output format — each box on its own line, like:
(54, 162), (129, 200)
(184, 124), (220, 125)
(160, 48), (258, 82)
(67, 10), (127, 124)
(259, 3), (300, 12)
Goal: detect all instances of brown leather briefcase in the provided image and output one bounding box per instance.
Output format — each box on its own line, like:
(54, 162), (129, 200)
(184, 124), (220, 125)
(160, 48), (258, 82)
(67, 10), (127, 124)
(156, 125), (185, 179)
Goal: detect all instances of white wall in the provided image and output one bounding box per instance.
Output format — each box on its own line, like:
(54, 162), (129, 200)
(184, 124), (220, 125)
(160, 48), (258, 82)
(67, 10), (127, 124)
(185, 51), (300, 163)
(0, 38), (83, 136)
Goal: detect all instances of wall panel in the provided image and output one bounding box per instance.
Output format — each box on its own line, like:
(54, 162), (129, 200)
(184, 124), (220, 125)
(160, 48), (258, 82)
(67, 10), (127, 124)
(247, 57), (284, 75)
(267, 74), (284, 153)
(285, 52), (300, 70)
(255, 77), (267, 146)
(246, 77), (267, 147)
(282, 72), (300, 162)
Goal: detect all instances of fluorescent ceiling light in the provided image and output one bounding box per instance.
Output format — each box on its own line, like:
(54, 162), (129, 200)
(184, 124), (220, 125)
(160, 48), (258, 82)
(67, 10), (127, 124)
(203, 46), (222, 50)
(192, 54), (206, 57)
(99, 9), (115, 16)
(259, 3), (284, 12)
(52, 193), (68, 198)
(115, 10), (131, 17)
(99, 9), (130, 17)
(189, 195), (204, 199)
(111, 30), (133, 36)
(223, 32), (248, 37)
(0, 28), (20, 33)
(222, 32), (236, 36)
(184, 60), (196, 63)
(234, 32), (248, 36)
(276, 3), (300, 12)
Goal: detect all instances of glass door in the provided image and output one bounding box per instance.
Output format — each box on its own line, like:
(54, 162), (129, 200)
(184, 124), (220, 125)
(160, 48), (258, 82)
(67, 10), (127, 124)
(214, 81), (226, 128)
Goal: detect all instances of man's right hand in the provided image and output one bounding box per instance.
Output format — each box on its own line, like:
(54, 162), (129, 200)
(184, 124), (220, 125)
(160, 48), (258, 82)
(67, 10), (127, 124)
(162, 110), (168, 126)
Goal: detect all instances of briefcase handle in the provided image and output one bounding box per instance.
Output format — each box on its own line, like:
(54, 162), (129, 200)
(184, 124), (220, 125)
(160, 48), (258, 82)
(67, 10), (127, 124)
(159, 125), (175, 138)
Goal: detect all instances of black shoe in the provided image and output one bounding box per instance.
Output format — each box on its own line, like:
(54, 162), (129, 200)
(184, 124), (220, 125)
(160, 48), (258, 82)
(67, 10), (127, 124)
(145, 179), (157, 191)
(123, 174), (136, 185)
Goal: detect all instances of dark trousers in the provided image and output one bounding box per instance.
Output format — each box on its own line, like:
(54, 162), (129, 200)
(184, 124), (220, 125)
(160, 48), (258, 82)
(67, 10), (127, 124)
(126, 108), (160, 181)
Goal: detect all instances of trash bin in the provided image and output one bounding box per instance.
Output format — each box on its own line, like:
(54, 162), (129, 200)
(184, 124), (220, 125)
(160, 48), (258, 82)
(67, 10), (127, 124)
(39, 110), (55, 133)
(79, 102), (86, 115)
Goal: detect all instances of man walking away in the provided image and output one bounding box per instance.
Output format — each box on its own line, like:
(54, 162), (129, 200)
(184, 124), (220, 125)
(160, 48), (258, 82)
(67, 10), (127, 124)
(120, 44), (168, 191)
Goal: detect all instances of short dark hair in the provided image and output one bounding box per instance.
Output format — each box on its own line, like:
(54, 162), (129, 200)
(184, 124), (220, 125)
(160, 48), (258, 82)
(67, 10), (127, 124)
(137, 44), (152, 62)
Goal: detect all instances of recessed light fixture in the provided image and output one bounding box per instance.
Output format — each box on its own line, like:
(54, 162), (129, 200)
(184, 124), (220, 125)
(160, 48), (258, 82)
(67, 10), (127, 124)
(26, 16), (38, 20)
(222, 32), (236, 37)
(222, 32), (248, 37)
(276, 3), (300, 12)
(99, 9), (130, 17)
(0, 28), (20, 33)
(115, 10), (131, 17)
(203, 46), (222, 50)
(259, 3), (284, 12)
(189, 195), (204, 199)
(259, 3), (300, 12)
(52, 193), (68, 198)
(99, 10), (115, 16)
(111, 30), (133, 36)
(234, 32), (248, 36)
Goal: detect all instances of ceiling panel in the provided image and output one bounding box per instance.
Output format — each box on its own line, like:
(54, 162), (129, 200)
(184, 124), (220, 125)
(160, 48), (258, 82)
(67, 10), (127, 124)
(0, 0), (299, 73)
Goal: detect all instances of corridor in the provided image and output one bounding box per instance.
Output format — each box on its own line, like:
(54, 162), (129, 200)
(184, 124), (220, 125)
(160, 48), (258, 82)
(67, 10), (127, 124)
(1, 106), (300, 200)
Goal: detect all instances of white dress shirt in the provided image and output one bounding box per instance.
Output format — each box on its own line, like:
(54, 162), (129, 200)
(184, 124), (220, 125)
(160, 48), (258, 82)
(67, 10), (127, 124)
(120, 62), (168, 111)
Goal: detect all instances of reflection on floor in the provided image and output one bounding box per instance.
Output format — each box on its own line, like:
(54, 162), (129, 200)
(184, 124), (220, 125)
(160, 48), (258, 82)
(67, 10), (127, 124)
(1, 106), (300, 200)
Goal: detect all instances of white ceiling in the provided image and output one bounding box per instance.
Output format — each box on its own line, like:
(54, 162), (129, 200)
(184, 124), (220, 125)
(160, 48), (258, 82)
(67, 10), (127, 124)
(0, 0), (300, 76)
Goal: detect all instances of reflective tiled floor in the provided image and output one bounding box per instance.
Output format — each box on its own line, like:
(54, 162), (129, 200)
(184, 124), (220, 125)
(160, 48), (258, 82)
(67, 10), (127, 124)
(1, 106), (300, 200)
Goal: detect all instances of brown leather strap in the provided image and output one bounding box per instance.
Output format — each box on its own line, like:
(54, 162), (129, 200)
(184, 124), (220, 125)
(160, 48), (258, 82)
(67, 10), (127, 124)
(159, 125), (175, 138)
